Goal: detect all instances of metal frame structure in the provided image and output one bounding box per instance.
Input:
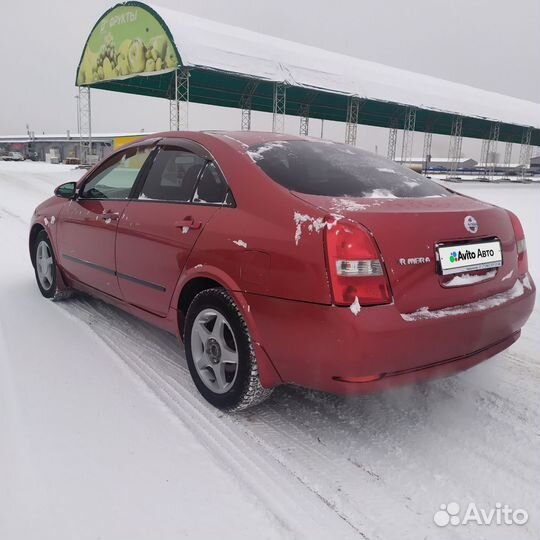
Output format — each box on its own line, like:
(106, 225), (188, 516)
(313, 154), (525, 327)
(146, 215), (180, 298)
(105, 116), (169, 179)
(77, 3), (540, 163)
(518, 126), (532, 179)
(422, 129), (433, 173)
(503, 141), (512, 172)
(240, 80), (259, 131)
(77, 86), (92, 165)
(447, 116), (463, 177)
(169, 68), (190, 131)
(272, 82), (287, 133)
(344, 96), (361, 145)
(400, 107), (416, 163)
(298, 104), (310, 136)
(387, 117), (399, 160)
(480, 122), (500, 178)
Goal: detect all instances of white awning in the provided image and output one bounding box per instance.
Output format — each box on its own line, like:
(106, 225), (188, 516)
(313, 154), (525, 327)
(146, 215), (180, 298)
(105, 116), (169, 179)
(152, 2), (540, 129)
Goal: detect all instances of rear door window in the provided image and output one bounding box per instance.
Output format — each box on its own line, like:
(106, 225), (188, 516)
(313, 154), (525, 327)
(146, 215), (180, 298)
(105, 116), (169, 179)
(247, 140), (449, 198)
(139, 148), (206, 202)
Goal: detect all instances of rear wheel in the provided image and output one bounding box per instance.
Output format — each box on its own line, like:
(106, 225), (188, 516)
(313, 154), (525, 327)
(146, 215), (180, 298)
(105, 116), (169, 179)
(184, 288), (272, 411)
(32, 230), (71, 301)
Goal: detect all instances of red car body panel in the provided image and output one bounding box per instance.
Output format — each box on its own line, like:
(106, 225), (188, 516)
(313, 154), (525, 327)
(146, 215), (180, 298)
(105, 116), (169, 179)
(58, 198), (127, 298)
(30, 131), (536, 395)
(115, 200), (220, 315)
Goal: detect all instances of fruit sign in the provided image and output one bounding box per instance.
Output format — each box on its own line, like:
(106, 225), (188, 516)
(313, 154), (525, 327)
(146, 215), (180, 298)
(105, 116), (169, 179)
(76, 4), (179, 85)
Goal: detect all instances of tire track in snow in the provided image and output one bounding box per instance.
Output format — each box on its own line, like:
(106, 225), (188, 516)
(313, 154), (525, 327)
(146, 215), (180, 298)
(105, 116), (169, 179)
(58, 295), (540, 540)
(59, 297), (362, 540)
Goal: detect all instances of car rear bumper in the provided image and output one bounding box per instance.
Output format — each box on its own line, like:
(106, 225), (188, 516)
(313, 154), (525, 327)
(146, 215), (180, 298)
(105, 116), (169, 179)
(245, 274), (535, 394)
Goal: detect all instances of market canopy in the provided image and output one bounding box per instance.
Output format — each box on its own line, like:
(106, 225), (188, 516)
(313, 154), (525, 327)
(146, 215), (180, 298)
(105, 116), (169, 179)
(76, 1), (540, 145)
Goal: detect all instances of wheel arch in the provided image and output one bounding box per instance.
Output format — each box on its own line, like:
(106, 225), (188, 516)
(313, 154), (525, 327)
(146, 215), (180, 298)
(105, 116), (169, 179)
(29, 223), (46, 267)
(174, 268), (282, 388)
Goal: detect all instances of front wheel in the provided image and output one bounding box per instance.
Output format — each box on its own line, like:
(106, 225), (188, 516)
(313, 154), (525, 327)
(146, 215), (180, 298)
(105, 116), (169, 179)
(184, 288), (273, 412)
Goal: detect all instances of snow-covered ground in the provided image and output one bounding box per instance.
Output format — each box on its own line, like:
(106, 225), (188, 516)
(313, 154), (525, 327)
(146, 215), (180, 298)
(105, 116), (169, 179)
(0, 161), (538, 540)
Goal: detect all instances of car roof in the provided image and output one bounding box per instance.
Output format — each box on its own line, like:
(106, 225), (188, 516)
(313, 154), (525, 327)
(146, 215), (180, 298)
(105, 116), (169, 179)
(129, 130), (306, 151)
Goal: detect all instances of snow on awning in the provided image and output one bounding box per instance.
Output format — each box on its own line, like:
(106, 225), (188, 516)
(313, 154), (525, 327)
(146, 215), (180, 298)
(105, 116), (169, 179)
(76, 1), (540, 144)
(153, 2), (539, 129)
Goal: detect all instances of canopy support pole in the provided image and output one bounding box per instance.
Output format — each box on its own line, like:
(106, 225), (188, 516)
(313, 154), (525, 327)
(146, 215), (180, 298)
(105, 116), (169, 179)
(480, 122), (500, 179)
(298, 92), (318, 136)
(299, 104), (310, 136)
(169, 68), (189, 131)
(447, 116), (463, 177)
(387, 118), (398, 160)
(400, 107), (416, 163)
(503, 142), (512, 174)
(78, 86), (92, 165)
(422, 129), (433, 174)
(240, 80), (259, 131)
(272, 82), (286, 133)
(345, 97), (361, 146)
(518, 127), (532, 180)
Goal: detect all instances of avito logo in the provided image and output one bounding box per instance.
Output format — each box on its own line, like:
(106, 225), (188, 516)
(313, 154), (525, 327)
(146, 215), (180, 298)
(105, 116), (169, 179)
(449, 247), (495, 264)
(434, 502), (528, 527)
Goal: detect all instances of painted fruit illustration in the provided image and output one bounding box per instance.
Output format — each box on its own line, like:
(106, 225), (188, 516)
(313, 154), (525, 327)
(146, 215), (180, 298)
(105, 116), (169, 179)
(150, 35), (168, 61)
(165, 44), (177, 68)
(80, 50), (98, 84)
(128, 39), (147, 73)
(103, 57), (114, 79)
(116, 39), (132, 76)
(78, 30), (176, 84)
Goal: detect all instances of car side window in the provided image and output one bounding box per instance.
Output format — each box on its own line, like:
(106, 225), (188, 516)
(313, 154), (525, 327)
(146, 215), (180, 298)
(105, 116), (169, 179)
(139, 148), (206, 202)
(81, 146), (152, 200)
(193, 162), (230, 205)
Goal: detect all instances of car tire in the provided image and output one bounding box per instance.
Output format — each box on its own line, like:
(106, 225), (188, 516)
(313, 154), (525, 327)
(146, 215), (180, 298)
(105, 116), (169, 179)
(184, 288), (273, 412)
(32, 230), (72, 301)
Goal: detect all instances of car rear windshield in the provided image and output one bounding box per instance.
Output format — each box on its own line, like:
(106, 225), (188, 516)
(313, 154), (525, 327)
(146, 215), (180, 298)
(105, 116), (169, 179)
(247, 140), (449, 198)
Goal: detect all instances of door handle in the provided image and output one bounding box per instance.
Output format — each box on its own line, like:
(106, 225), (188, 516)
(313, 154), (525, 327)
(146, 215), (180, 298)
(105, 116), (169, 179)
(175, 217), (201, 230)
(100, 212), (120, 221)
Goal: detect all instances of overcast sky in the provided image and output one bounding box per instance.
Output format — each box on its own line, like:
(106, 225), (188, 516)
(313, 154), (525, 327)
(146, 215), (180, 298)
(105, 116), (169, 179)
(1, 0), (539, 158)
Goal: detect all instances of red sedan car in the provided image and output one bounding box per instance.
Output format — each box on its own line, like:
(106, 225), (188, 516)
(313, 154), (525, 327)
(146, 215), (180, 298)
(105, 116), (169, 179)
(30, 131), (535, 411)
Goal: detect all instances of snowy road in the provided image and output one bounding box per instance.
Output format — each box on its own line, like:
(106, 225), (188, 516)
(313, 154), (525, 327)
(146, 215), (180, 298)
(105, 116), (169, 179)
(1, 162), (539, 540)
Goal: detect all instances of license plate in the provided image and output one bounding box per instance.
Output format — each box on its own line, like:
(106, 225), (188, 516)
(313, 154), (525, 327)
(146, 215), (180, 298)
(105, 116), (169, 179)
(438, 240), (502, 275)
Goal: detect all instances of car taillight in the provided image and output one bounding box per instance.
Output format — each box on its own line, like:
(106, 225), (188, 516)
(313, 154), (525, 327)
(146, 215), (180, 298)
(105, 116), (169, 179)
(324, 218), (391, 306)
(508, 211), (528, 276)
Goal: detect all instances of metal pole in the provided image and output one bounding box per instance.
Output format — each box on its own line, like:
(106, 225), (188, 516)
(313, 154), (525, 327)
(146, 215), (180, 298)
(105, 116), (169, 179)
(518, 127), (532, 180)
(400, 107), (416, 163)
(78, 86), (92, 165)
(503, 142), (512, 176)
(169, 68), (190, 130)
(422, 130), (433, 174)
(480, 122), (500, 179)
(345, 97), (361, 146)
(240, 80), (259, 131)
(387, 118), (398, 160)
(299, 103), (310, 136)
(447, 116), (463, 177)
(272, 82), (286, 133)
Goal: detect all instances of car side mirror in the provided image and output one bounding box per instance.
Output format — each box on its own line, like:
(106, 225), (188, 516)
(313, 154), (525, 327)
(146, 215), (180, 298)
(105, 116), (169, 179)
(55, 181), (77, 199)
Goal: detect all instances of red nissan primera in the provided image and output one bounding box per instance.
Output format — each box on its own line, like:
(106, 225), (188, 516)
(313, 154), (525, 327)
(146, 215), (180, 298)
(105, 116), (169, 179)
(30, 131), (535, 411)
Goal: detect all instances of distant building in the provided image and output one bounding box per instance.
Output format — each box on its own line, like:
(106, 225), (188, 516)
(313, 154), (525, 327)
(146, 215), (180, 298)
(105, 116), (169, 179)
(475, 162), (529, 172)
(0, 132), (151, 163)
(402, 157), (478, 170)
(530, 156), (540, 171)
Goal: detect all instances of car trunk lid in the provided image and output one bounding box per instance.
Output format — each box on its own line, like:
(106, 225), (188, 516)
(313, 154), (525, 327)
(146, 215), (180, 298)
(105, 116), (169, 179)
(293, 192), (518, 313)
